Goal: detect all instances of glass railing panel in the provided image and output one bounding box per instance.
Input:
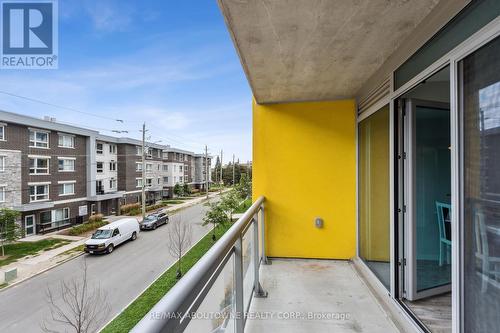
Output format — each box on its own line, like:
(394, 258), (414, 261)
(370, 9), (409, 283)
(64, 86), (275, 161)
(242, 221), (255, 312)
(184, 254), (236, 333)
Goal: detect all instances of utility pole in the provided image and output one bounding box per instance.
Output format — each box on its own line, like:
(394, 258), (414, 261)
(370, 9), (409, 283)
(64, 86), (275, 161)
(220, 149), (223, 188)
(205, 145), (209, 199)
(232, 154), (235, 186)
(141, 123), (146, 221)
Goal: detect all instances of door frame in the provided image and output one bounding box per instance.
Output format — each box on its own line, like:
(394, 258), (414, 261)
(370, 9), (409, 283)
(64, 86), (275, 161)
(24, 214), (36, 237)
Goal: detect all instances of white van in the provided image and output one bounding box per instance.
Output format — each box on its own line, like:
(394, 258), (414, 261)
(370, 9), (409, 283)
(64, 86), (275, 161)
(84, 218), (140, 254)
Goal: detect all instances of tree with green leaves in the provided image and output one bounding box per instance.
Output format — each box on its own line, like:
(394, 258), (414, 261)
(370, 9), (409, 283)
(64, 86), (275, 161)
(235, 173), (251, 199)
(0, 208), (21, 257)
(183, 183), (191, 196)
(173, 183), (184, 197)
(220, 191), (240, 222)
(203, 200), (228, 241)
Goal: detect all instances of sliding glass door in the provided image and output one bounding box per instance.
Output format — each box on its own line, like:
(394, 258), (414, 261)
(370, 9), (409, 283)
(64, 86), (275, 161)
(404, 98), (451, 300)
(358, 105), (391, 290)
(461, 36), (500, 333)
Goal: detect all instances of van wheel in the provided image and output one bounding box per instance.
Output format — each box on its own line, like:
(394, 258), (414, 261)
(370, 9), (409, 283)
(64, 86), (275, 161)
(107, 244), (114, 254)
(131, 232), (137, 241)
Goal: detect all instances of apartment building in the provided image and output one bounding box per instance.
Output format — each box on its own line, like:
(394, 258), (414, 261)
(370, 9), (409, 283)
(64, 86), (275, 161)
(0, 110), (95, 235)
(0, 110), (211, 236)
(193, 153), (212, 190)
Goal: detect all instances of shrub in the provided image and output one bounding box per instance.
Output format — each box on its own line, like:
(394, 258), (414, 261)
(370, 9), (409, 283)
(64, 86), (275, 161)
(120, 203), (140, 215)
(88, 213), (104, 223)
(68, 220), (108, 236)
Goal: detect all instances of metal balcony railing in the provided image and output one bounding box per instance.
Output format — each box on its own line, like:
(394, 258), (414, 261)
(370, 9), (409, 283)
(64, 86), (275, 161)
(131, 196), (268, 333)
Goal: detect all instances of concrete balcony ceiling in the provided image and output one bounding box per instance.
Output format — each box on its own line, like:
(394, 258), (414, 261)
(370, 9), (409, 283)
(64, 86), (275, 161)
(218, 0), (441, 104)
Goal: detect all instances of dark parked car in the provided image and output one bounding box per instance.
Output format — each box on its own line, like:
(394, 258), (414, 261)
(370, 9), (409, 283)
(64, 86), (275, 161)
(140, 212), (169, 230)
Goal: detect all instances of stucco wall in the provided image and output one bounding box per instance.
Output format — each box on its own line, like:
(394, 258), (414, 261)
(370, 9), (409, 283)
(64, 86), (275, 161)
(253, 99), (356, 259)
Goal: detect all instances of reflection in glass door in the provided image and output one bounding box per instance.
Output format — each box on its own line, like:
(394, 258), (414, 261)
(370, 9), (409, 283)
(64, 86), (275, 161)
(404, 99), (451, 301)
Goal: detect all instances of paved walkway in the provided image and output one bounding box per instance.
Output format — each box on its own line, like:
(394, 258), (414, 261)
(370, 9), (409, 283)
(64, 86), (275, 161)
(0, 191), (226, 287)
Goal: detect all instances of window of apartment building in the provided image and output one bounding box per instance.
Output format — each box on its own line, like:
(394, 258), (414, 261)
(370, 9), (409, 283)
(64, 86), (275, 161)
(135, 178), (143, 188)
(179, 177), (183, 183)
(58, 134), (74, 148)
(0, 185), (5, 202)
(0, 156), (4, 172)
(185, 176), (188, 182)
(163, 164), (168, 171)
(146, 178), (153, 187)
(157, 178), (160, 185)
(157, 150), (161, 158)
(109, 178), (117, 189)
(163, 176), (168, 183)
(29, 129), (49, 148)
(53, 207), (70, 224)
(146, 163), (152, 172)
(96, 143), (103, 154)
(0, 124), (5, 141)
(109, 144), (117, 154)
(29, 157), (50, 174)
(109, 161), (117, 171)
(179, 165), (183, 172)
(136, 146), (142, 156)
(157, 164), (160, 171)
(29, 184), (49, 202)
(96, 162), (103, 173)
(136, 162), (142, 171)
(147, 148), (153, 158)
(58, 181), (75, 196)
(58, 158), (75, 172)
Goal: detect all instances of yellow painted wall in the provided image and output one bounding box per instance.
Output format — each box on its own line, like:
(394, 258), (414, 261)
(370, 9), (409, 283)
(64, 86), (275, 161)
(253, 99), (356, 259)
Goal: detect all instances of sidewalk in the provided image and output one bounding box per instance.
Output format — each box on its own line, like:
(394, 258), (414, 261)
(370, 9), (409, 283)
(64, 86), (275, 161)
(106, 190), (228, 223)
(0, 190), (227, 289)
(0, 235), (87, 287)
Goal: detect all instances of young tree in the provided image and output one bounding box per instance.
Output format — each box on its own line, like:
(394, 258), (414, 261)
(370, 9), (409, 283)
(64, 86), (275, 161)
(220, 191), (240, 222)
(235, 173), (251, 200)
(41, 260), (110, 333)
(168, 217), (192, 279)
(183, 183), (191, 196)
(0, 208), (21, 257)
(203, 200), (228, 241)
(173, 183), (184, 197)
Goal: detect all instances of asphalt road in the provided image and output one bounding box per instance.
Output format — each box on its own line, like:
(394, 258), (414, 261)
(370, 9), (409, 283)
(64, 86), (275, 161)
(0, 198), (218, 332)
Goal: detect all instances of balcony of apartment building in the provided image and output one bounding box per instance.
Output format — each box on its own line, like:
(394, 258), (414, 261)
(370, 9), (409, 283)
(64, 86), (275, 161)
(129, 1), (500, 333)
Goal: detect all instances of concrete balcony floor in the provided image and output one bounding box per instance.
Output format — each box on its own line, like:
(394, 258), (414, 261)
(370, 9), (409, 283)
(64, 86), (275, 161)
(245, 259), (399, 333)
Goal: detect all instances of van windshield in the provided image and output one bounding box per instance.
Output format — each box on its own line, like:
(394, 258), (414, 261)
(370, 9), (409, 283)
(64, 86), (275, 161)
(92, 229), (112, 239)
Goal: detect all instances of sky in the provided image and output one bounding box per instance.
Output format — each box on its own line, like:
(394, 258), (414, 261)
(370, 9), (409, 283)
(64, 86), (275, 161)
(0, 0), (253, 163)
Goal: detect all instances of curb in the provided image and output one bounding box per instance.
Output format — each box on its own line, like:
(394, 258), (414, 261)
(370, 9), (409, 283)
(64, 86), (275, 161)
(98, 227), (213, 332)
(0, 250), (85, 293)
(0, 191), (227, 293)
(0, 193), (227, 292)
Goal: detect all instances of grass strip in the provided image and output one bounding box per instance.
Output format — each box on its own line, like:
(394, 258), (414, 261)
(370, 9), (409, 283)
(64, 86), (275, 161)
(101, 223), (231, 333)
(0, 239), (69, 267)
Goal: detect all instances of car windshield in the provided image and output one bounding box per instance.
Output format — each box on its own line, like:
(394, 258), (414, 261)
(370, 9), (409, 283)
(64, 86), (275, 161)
(92, 229), (112, 239)
(144, 216), (157, 222)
